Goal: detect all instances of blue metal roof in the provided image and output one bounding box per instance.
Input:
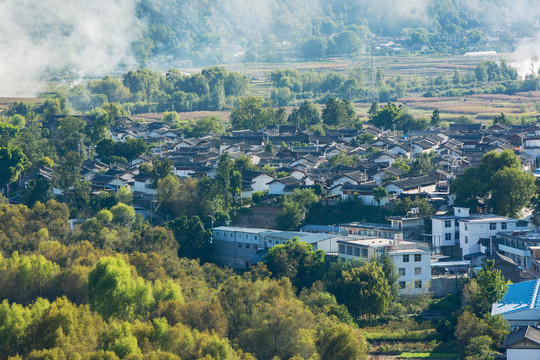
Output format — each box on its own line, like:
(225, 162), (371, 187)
(492, 279), (540, 316)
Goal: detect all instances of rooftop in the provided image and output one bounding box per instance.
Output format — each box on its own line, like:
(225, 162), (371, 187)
(491, 279), (540, 316)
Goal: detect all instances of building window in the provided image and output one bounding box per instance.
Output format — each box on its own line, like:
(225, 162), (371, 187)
(464, 223), (468, 230)
(465, 236), (468, 244)
(415, 267), (422, 276)
(415, 254), (421, 262)
(346, 246), (353, 255)
(445, 233), (452, 241)
(339, 244), (345, 253)
(490, 223), (497, 230)
(238, 242), (242, 248)
(255, 236), (258, 240)
(445, 220), (451, 228)
(403, 255), (409, 262)
(415, 280), (422, 289)
(246, 243), (250, 249)
(399, 281), (406, 289)
(502, 223), (507, 230)
(455, 220), (459, 226)
(354, 247), (360, 256)
(398, 268), (406, 276)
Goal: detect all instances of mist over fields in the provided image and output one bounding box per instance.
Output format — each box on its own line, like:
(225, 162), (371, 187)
(2, 0), (540, 95)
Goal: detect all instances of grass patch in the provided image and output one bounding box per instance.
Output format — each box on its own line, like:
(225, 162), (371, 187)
(399, 352), (459, 359)
(364, 329), (440, 341)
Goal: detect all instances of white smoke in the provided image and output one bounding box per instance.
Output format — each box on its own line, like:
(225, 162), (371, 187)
(0, 0), (138, 96)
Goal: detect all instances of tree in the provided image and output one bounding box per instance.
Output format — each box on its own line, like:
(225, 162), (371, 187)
(230, 97), (280, 131)
(110, 203), (136, 228)
(288, 101), (320, 127)
(115, 186), (133, 205)
(465, 336), (494, 360)
(337, 262), (392, 318)
(489, 167), (536, 217)
(162, 111), (179, 123)
(373, 186), (388, 206)
(263, 237), (326, 290)
(23, 177), (53, 207)
(169, 215), (211, 260)
(472, 260), (508, 315)
(215, 153), (234, 210)
(87, 256), (153, 320)
(431, 109), (441, 126)
(322, 98), (357, 127)
(452, 150), (532, 216)
(275, 201), (306, 230)
(317, 323), (368, 360)
(370, 102), (403, 129)
(0, 145), (28, 193)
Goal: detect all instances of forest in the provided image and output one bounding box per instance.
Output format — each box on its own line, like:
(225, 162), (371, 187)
(131, 0), (534, 66)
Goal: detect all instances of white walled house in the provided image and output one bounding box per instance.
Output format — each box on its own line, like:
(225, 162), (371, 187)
(337, 236), (431, 294)
(460, 215), (525, 260)
(432, 207), (528, 262)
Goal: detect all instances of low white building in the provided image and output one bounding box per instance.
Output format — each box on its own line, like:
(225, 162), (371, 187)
(337, 236), (432, 295)
(211, 226), (340, 268)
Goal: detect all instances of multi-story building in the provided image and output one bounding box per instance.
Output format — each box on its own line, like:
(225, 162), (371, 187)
(337, 236), (431, 294)
(497, 232), (540, 271)
(211, 226), (340, 268)
(432, 207), (528, 263)
(339, 215), (424, 241)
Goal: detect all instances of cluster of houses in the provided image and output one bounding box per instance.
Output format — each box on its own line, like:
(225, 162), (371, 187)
(23, 117), (540, 211)
(24, 116), (540, 356)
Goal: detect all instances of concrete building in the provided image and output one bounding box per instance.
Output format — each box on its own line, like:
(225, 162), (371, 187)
(211, 226), (340, 269)
(337, 236), (431, 295)
(498, 232), (540, 271)
(432, 207), (528, 264)
(339, 215), (424, 242)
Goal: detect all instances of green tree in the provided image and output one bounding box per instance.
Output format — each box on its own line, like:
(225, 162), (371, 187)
(317, 323), (368, 360)
(373, 186), (388, 206)
(87, 257), (153, 320)
(322, 98), (357, 127)
(489, 167), (536, 217)
(431, 109), (441, 126)
(263, 237), (326, 290)
(288, 101), (320, 126)
(370, 102), (403, 129)
(115, 186), (133, 205)
(230, 97), (280, 131)
(0, 145), (28, 193)
(465, 336), (494, 360)
(110, 203), (136, 228)
(275, 201), (306, 230)
(338, 262), (392, 318)
(169, 215), (211, 260)
(472, 260), (508, 315)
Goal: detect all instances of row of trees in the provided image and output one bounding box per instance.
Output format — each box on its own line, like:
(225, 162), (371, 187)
(70, 67), (249, 113)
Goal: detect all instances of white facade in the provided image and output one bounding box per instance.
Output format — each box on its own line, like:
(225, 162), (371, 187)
(460, 217), (520, 257)
(251, 174), (274, 193)
(507, 349), (540, 360)
(338, 237), (432, 295)
(390, 248), (431, 295)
